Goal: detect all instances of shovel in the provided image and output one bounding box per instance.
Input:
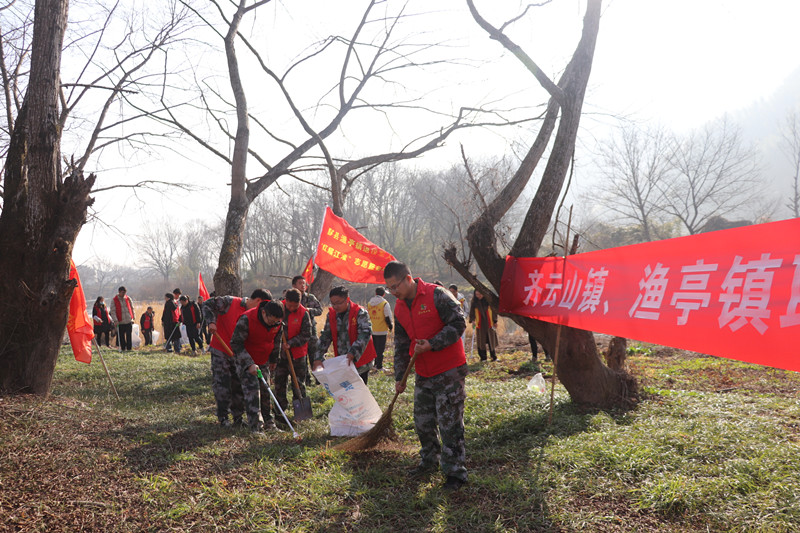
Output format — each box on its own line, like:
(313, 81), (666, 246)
(281, 332), (313, 422)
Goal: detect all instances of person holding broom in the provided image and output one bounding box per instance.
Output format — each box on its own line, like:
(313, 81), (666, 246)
(383, 261), (468, 491)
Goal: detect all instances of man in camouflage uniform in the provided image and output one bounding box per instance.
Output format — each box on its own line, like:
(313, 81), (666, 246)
(384, 261), (468, 491)
(273, 288), (312, 413)
(202, 288), (271, 427)
(293, 275), (322, 385)
(230, 300), (284, 432)
(312, 285), (376, 385)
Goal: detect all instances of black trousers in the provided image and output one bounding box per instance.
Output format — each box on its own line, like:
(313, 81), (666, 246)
(372, 334), (388, 369)
(118, 323), (133, 351)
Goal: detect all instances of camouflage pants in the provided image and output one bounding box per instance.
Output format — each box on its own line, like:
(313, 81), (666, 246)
(236, 356), (274, 430)
(273, 355), (308, 412)
(210, 348), (244, 423)
(414, 364), (468, 482)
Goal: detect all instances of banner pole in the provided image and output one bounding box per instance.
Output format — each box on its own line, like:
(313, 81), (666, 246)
(93, 339), (120, 401)
(548, 205), (573, 426)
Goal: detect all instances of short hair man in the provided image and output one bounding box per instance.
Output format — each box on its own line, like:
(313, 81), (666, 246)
(230, 300), (285, 432)
(292, 275), (323, 385)
(368, 286), (393, 370)
(162, 291), (182, 354)
(203, 288), (272, 427)
(179, 295), (204, 355)
(384, 260), (468, 491)
(111, 286), (135, 352)
(312, 285), (376, 384)
(272, 288), (312, 415)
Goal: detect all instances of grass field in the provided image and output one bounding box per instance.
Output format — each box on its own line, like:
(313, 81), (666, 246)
(1, 341), (799, 532)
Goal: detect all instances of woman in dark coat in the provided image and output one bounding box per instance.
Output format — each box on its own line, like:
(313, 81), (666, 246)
(92, 296), (112, 347)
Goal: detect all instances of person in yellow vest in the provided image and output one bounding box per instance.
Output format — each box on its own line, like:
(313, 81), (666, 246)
(367, 287), (393, 370)
(469, 290), (498, 361)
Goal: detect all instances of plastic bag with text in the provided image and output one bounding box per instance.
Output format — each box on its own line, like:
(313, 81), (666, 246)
(312, 355), (383, 437)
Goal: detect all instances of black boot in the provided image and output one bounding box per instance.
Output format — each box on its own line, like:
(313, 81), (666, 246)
(478, 348), (487, 361)
(490, 350), (497, 361)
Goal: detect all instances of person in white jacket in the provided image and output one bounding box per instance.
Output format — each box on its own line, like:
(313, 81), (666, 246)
(367, 287), (393, 370)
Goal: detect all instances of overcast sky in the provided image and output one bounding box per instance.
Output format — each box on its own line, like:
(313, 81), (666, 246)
(71, 0), (800, 267)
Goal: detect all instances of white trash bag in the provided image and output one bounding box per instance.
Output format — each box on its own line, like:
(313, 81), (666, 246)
(527, 372), (547, 394)
(312, 355), (383, 437)
(131, 324), (142, 348)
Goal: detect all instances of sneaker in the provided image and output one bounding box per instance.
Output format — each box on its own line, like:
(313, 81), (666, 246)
(409, 463), (438, 477)
(442, 476), (466, 491)
(263, 420), (278, 431)
(219, 419), (231, 428)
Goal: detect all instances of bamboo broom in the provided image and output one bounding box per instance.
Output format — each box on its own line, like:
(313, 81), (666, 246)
(334, 347), (421, 452)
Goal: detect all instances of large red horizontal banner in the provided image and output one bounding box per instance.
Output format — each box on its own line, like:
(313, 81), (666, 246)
(499, 218), (800, 372)
(314, 207), (396, 285)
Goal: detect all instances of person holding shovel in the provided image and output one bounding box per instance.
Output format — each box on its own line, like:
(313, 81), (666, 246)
(383, 261), (468, 491)
(203, 288), (271, 428)
(273, 288), (312, 415)
(230, 300), (285, 432)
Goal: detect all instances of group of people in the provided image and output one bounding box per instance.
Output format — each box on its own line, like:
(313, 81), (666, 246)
(91, 287), (141, 352)
(92, 265), (501, 492)
(91, 286), (209, 355)
(202, 263), (472, 491)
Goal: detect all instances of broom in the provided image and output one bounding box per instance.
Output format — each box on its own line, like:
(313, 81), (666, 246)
(334, 347), (421, 452)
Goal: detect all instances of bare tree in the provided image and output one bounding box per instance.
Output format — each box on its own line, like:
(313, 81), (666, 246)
(661, 118), (762, 235)
(136, 219), (181, 282)
(140, 1), (531, 297)
(779, 110), (800, 218)
(590, 125), (671, 241)
(0, 0), (94, 395)
(443, 0), (639, 407)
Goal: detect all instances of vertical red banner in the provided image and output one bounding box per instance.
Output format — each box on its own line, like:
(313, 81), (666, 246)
(198, 272), (211, 300)
(67, 260), (94, 364)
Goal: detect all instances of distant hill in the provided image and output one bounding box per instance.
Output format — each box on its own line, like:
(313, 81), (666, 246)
(733, 64), (800, 218)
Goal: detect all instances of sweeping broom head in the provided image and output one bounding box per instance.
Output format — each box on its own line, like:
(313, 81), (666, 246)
(333, 403), (398, 452)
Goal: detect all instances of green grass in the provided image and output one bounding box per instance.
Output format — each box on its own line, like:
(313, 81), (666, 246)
(1, 345), (799, 532)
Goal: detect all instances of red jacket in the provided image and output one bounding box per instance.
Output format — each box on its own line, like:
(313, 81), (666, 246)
(394, 279), (466, 378)
(209, 297), (246, 352)
(242, 307), (281, 366)
(284, 302), (308, 359)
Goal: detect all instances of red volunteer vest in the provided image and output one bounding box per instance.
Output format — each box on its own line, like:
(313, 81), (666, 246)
(393, 279), (466, 378)
(242, 307), (280, 366)
(283, 301), (308, 359)
(142, 313), (153, 330)
(210, 297), (246, 352)
(113, 295), (134, 322)
(328, 301), (376, 368)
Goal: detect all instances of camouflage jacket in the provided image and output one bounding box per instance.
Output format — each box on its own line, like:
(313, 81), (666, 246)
(285, 306), (312, 351)
(394, 284), (466, 382)
(301, 291), (322, 336)
(315, 302), (372, 365)
(230, 312), (283, 368)
(201, 295), (249, 325)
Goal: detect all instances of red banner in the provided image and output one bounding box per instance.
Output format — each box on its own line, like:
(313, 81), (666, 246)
(67, 260), (94, 364)
(301, 256), (315, 285)
(314, 207), (396, 285)
(499, 218), (800, 372)
(198, 272), (211, 301)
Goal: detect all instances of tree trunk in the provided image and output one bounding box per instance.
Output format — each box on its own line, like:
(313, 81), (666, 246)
(448, 0), (635, 408)
(0, 0), (96, 396)
(309, 268), (334, 305)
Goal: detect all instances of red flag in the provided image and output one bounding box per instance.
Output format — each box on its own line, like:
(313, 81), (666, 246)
(301, 256), (315, 285)
(67, 260), (94, 364)
(198, 272), (211, 300)
(499, 218), (800, 372)
(314, 207), (396, 285)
